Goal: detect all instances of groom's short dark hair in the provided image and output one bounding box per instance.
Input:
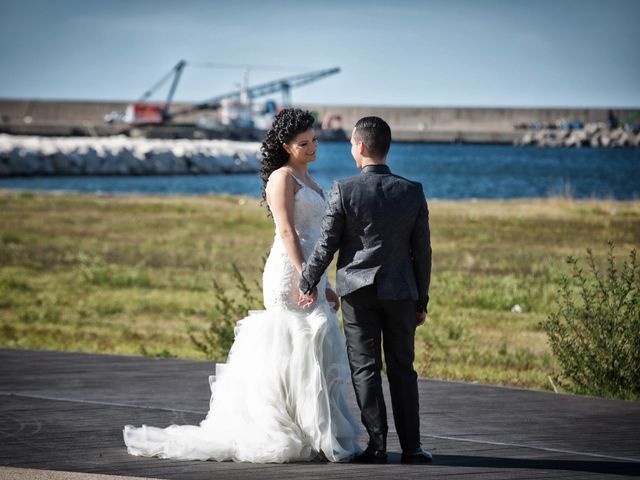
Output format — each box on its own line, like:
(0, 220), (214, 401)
(353, 116), (391, 159)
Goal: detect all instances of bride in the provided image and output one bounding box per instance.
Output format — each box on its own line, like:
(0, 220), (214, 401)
(123, 108), (362, 463)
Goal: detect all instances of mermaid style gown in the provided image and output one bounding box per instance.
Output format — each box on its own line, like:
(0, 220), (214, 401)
(123, 175), (362, 463)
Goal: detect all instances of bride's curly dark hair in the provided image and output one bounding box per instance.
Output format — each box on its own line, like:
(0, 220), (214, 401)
(260, 108), (315, 208)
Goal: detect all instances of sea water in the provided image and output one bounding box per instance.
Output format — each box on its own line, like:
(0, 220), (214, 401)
(1, 144), (638, 200)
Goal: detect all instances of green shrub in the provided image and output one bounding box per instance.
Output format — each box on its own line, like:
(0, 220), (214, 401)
(541, 243), (640, 400)
(188, 263), (262, 361)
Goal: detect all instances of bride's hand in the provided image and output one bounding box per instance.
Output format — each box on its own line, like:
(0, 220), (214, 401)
(325, 288), (340, 312)
(298, 288), (318, 309)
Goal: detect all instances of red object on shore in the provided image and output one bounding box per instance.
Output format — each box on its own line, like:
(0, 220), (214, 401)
(127, 103), (165, 124)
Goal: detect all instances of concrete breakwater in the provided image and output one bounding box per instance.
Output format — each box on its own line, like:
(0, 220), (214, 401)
(515, 124), (640, 148)
(3, 100), (639, 145)
(305, 104), (640, 146)
(0, 135), (260, 176)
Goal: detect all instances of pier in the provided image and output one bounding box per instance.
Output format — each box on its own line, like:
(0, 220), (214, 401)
(1, 348), (639, 479)
(1, 99), (638, 144)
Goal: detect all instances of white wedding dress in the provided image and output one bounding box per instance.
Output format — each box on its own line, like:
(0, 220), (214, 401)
(123, 174), (362, 463)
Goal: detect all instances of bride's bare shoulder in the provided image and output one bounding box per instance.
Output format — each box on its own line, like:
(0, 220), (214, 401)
(267, 167), (290, 182)
(267, 168), (297, 191)
(266, 168), (296, 204)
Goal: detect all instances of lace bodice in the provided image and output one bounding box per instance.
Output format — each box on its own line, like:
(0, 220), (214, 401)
(263, 173), (328, 310)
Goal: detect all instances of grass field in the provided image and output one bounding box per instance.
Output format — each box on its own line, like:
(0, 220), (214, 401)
(1, 190), (638, 393)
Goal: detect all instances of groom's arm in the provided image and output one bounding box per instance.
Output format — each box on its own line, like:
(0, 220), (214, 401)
(299, 181), (346, 295)
(410, 185), (432, 313)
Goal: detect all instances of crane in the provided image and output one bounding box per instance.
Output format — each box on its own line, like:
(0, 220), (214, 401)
(117, 61), (340, 125)
(173, 66), (340, 118)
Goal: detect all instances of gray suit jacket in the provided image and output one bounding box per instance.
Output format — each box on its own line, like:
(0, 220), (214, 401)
(300, 164), (432, 312)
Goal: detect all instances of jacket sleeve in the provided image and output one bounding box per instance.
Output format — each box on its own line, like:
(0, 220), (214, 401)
(410, 185), (432, 312)
(299, 181), (346, 294)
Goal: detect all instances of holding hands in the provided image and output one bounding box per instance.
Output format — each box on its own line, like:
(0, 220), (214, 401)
(298, 287), (340, 312)
(298, 287), (317, 310)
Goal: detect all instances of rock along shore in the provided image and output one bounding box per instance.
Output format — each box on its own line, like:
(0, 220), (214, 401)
(0, 135), (261, 176)
(515, 124), (640, 148)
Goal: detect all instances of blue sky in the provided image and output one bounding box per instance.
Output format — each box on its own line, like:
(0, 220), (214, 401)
(1, 0), (638, 107)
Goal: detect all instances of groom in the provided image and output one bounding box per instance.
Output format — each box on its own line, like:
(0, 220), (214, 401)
(299, 116), (432, 464)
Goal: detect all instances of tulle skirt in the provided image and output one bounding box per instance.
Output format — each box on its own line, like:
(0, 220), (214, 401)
(123, 303), (362, 463)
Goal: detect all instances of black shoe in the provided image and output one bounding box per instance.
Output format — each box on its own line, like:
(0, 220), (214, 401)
(401, 447), (433, 463)
(353, 445), (388, 464)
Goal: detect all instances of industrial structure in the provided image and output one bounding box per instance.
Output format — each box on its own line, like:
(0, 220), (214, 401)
(99, 61), (342, 139)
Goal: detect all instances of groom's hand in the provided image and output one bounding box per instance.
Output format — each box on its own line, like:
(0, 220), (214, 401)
(416, 311), (427, 327)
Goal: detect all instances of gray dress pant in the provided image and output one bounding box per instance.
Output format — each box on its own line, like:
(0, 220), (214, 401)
(341, 283), (420, 452)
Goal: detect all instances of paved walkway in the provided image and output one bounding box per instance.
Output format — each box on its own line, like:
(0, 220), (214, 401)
(1, 348), (639, 479)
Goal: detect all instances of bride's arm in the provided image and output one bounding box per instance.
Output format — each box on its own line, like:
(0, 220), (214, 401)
(266, 170), (306, 274)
